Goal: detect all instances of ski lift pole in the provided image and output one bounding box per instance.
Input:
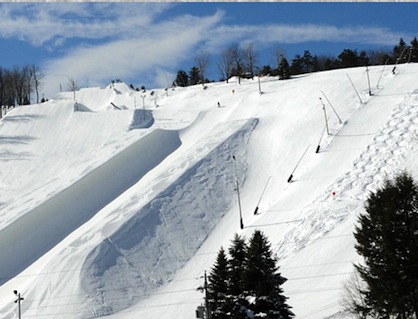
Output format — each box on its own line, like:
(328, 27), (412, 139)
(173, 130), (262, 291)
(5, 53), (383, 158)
(253, 176), (271, 215)
(319, 97), (329, 135)
(346, 74), (363, 104)
(321, 91), (342, 124)
(316, 123), (327, 153)
(287, 145), (310, 183)
(376, 59), (389, 89)
(366, 66), (372, 96)
(141, 94), (146, 121)
(232, 155), (244, 229)
(258, 76), (262, 94)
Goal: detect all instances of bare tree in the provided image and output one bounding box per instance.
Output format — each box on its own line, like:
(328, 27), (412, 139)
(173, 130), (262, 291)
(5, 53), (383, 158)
(340, 271), (369, 318)
(0, 65), (35, 106)
(276, 48), (287, 77)
(217, 47), (235, 83)
(244, 42), (258, 79)
(10, 65), (32, 105)
(3, 69), (14, 105)
(195, 51), (211, 86)
(0, 67), (5, 105)
(230, 44), (245, 84)
(30, 65), (44, 104)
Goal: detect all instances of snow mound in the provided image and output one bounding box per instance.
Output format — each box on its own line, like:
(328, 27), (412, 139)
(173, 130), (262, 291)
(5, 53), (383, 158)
(129, 109), (154, 129)
(80, 118), (258, 315)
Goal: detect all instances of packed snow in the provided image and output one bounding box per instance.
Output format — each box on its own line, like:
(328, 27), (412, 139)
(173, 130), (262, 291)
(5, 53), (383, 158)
(1, 64), (418, 319)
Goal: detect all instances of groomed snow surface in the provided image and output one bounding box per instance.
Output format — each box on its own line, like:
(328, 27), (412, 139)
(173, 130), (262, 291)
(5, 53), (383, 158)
(1, 65), (418, 319)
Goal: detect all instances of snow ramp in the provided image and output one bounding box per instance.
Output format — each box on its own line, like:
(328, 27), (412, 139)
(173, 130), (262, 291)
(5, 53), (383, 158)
(0, 129), (181, 286)
(80, 118), (259, 316)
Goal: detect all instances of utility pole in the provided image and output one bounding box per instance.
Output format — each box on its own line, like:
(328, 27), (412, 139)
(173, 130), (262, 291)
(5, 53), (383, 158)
(232, 155), (244, 229)
(14, 290), (23, 319)
(196, 271), (212, 319)
(203, 271), (210, 319)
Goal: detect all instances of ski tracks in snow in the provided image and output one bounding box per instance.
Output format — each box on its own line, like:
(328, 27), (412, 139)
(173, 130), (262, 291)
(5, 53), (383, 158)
(80, 118), (259, 316)
(277, 90), (418, 260)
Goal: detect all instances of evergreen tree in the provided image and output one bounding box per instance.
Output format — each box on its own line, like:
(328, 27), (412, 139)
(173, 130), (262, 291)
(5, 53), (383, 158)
(208, 247), (230, 319)
(354, 172), (418, 318)
(261, 65), (273, 76)
(410, 37), (418, 63)
(338, 49), (364, 68)
(189, 66), (201, 86)
(393, 38), (408, 63)
(290, 54), (304, 75)
(227, 234), (250, 319)
(174, 70), (189, 87)
(278, 57), (290, 80)
(244, 230), (293, 319)
(311, 55), (320, 72)
(228, 234), (247, 296)
(302, 50), (314, 73)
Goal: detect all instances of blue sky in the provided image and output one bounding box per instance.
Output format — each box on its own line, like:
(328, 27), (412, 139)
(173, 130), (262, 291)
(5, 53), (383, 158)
(0, 2), (417, 98)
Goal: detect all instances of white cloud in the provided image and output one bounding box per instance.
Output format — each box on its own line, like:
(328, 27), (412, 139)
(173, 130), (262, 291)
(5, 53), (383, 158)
(208, 23), (406, 47)
(0, 2), (409, 97)
(42, 9), (224, 96)
(0, 3), (172, 47)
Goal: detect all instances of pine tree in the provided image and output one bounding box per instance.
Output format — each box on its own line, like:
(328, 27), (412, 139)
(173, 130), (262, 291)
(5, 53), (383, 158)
(354, 172), (418, 318)
(278, 57), (290, 80)
(206, 232), (294, 319)
(208, 247), (230, 319)
(393, 38), (408, 63)
(227, 234), (251, 319)
(290, 54), (304, 75)
(189, 66), (201, 86)
(302, 50), (314, 73)
(338, 49), (362, 68)
(244, 230), (293, 319)
(174, 70), (189, 87)
(410, 37), (418, 63)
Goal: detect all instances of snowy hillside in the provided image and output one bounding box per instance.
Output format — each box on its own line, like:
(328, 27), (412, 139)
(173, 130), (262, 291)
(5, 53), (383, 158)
(1, 64), (418, 319)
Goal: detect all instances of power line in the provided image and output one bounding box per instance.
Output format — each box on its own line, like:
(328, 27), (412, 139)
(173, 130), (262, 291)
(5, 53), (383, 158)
(21, 299), (203, 318)
(281, 259), (361, 270)
(2, 268), (362, 318)
(9, 268), (358, 309)
(0, 236), (357, 289)
(290, 271), (354, 281)
(286, 287), (343, 295)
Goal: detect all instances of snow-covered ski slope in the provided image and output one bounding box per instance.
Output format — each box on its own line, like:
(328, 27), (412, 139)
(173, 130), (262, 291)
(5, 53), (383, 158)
(1, 64), (418, 319)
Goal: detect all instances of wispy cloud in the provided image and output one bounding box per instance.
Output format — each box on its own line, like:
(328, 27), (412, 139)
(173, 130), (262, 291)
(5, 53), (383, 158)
(0, 3), (409, 96)
(0, 3), (171, 47)
(42, 8), (224, 94)
(207, 23), (406, 48)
